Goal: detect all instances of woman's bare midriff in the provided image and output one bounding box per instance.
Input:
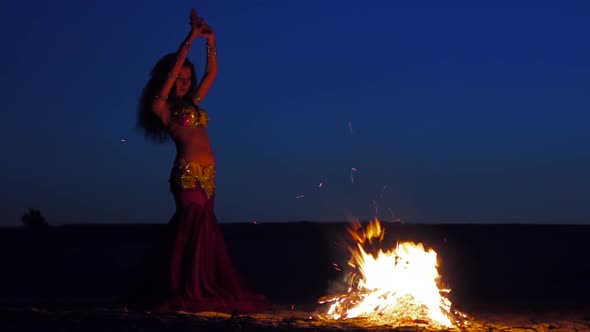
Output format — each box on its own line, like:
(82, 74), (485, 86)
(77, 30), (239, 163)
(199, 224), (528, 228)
(170, 125), (215, 165)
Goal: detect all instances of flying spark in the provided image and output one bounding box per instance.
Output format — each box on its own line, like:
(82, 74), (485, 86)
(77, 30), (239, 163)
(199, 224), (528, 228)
(350, 167), (358, 184)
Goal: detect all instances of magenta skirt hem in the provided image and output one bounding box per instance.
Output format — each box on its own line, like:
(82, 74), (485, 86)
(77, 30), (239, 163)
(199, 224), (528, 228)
(138, 295), (271, 314)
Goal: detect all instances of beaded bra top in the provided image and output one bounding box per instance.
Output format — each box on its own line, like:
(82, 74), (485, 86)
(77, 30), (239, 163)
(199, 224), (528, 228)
(170, 103), (209, 128)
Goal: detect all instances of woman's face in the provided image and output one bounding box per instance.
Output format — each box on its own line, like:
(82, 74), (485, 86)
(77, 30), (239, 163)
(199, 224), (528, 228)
(174, 66), (192, 98)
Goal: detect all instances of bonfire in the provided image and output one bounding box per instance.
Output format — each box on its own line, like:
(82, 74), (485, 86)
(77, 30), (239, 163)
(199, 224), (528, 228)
(318, 218), (460, 329)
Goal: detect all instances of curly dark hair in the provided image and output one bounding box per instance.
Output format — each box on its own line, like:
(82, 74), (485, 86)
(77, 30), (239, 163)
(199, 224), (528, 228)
(137, 53), (198, 143)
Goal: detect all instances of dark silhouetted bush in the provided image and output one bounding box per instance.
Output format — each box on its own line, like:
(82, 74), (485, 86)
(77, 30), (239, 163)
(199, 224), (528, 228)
(21, 208), (48, 227)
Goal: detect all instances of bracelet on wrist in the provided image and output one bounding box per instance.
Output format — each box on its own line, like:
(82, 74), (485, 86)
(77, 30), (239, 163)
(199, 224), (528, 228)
(206, 43), (217, 57)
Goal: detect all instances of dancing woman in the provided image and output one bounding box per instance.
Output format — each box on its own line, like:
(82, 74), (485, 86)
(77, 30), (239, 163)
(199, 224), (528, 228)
(121, 8), (268, 314)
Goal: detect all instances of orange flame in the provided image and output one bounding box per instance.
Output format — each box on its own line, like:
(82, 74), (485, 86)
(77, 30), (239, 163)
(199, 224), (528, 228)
(319, 218), (456, 328)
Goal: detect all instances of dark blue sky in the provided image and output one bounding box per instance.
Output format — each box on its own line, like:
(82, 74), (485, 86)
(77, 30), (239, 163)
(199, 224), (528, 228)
(2, 1), (589, 225)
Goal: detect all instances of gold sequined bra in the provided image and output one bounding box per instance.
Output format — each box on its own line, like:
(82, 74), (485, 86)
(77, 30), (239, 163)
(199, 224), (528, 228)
(171, 103), (209, 128)
(170, 159), (216, 198)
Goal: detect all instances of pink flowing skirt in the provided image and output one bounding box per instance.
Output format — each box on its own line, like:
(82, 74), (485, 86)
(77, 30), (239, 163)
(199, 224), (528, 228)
(119, 186), (269, 313)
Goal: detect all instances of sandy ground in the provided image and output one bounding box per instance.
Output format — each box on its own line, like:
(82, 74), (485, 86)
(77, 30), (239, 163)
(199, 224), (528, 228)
(1, 305), (589, 331)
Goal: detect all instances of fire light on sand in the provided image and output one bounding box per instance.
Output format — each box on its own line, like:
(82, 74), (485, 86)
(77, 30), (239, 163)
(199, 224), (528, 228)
(318, 218), (467, 329)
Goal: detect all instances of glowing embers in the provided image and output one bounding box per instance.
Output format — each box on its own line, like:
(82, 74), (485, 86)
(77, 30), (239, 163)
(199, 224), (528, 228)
(319, 219), (456, 329)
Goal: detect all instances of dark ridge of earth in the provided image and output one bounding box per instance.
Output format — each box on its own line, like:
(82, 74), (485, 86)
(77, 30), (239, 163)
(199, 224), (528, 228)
(1, 223), (589, 331)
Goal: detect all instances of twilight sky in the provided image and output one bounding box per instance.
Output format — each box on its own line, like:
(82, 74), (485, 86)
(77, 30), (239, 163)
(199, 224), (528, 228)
(1, 0), (589, 226)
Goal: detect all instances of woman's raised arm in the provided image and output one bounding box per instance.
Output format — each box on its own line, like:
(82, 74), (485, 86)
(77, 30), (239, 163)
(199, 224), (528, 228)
(192, 23), (217, 106)
(153, 9), (202, 116)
